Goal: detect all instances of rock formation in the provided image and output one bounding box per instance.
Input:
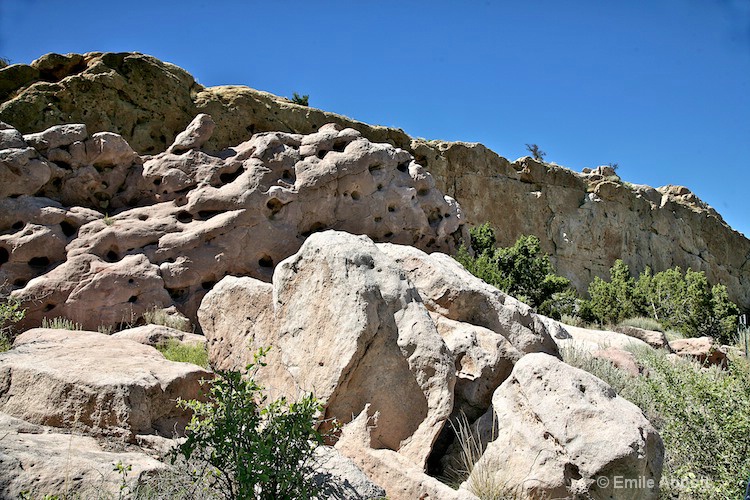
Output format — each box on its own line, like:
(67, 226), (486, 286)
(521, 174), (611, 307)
(1, 114), (466, 330)
(199, 230), (662, 499)
(2, 51), (747, 311)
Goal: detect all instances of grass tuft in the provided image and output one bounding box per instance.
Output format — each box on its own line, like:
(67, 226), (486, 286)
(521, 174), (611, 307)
(156, 339), (209, 368)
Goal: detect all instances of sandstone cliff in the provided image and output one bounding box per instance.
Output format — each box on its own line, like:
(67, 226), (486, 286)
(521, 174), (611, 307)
(2, 52), (748, 310)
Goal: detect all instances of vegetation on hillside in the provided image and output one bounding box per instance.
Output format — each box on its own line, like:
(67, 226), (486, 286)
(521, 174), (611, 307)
(454, 223), (571, 317)
(156, 339), (209, 369)
(0, 293), (24, 352)
(563, 345), (750, 499)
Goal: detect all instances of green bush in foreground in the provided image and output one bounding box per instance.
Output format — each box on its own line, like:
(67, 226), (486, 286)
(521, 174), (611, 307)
(156, 339), (209, 369)
(173, 347), (324, 499)
(563, 346), (750, 499)
(455, 224), (571, 316)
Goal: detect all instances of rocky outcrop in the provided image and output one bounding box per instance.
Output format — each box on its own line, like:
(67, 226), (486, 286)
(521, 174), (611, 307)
(0, 412), (166, 499)
(614, 325), (671, 351)
(0, 329), (211, 440)
(466, 353), (663, 499)
(1, 116), (465, 330)
(2, 52), (747, 311)
(669, 336), (728, 367)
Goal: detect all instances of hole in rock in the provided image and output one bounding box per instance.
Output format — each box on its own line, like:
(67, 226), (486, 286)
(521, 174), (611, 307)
(201, 280), (217, 290)
(43, 303), (55, 312)
(332, 140), (347, 152)
(351, 191), (361, 201)
(13, 279), (27, 287)
(258, 255), (273, 268)
(28, 256), (50, 268)
(377, 184), (383, 191)
(104, 250), (120, 262)
(369, 164), (383, 174)
(397, 162), (409, 172)
(417, 188), (430, 197)
(383, 232), (394, 238)
(428, 210), (443, 226)
(197, 210), (221, 220)
(301, 222), (327, 237)
(387, 205), (396, 213)
(167, 288), (188, 301)
(11, 221), (24, 230)
(426, 238), (436, 248)
(60, 220), (77, 237)
(128, 295), (138, 303)
(153, 178), (162, 186)
(138, 214), (149, 221)
(51, 178), (62, 188)
(219, 168), (243, 184)
(374, 217), (382, 223)
(415, 155), (428, 168)
(0, 248), (8, 265)
(176, 211), (193, 223)
(128, 278), (134, 284)
(266, 198), (283, 219)
(282, 169), (294, 181)
(317, 149), (328, 159)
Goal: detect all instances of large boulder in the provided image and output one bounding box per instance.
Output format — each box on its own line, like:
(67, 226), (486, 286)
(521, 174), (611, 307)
(669, 336), (728, 367)
(0, 329), (212, 440)
(199, 231), (456, 468)
(466, 353), (663, 499)
(614, 325), (671, 351)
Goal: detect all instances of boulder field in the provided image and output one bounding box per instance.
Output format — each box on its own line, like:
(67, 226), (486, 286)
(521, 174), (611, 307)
(2, 52), (748, 311)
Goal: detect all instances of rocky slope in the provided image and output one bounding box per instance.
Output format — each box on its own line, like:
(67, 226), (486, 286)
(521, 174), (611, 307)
(1, 115), (465, 329)
(2, 51), (748, 310)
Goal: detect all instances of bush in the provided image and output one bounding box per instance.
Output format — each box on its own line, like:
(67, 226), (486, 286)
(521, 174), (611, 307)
(291, 93), (309, 106)
(173, 347), (325, 499)
(1, 295), (25, 352)
(454, 224), (571, 316)
(586, 260), (739, 343)
(156, 339), (209, 369)
(563, 346), (750, 499)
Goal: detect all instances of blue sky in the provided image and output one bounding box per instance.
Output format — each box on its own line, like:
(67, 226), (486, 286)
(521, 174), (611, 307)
(1, 0), (749, 236)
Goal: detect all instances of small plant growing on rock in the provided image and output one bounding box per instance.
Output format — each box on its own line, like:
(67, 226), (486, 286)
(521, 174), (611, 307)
(291, 92), (309, 106)
(173, 347), (325, 499)
(157, 339), (209, 369)
(0, 295), (25, 352)
(41, 316), (82, 330)
(525, 143), (546, 161)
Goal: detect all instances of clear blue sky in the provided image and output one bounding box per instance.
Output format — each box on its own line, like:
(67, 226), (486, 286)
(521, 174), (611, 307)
(2, 0), (748, 237)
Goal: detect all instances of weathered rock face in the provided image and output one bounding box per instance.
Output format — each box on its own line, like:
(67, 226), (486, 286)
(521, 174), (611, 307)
(5, 52), (745, 311)
(1, 115), (465, 330)
(200, 231), (457, 468)
(466, 353), (663, 500)
(0, 329), (212, 440)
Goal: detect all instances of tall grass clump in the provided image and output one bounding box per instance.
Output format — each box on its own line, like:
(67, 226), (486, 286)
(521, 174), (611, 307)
(619, 316), (664, 332)
(41, 316), (82, 330)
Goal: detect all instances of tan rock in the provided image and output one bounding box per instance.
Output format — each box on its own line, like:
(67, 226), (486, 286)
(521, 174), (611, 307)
(167, 113), (215, 153)
(553, 323), (651, 353)
(200, 231), (456, 468)
(0, 412), (166, 499)
(0, 328), (212, 440)
(378, 242), (559, 355)
(335, 409), (479, 500)
(669, 336), (728, 367)
(111, 324), (204, 347)
(615, 325), (671, 350)
(466, 353), (663, 499)
(592, 346), (643, 376)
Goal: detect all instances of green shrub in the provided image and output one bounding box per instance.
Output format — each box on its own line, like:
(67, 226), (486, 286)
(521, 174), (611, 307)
(454, 224), (571, 316)
(586, 260), (739, 343)
(291, 92), (309, 106)
(156, 339), (209, 369)
(173, 347), (325, 499)
(0, 295), (25, 352)
(619, 316), (664, 332)
(564, 346), (750, 498)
